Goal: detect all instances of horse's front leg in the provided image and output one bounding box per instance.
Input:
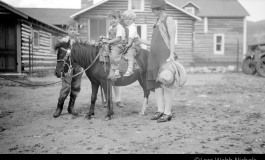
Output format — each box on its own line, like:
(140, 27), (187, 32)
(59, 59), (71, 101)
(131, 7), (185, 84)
(103, 80), (114, 121)
(85, 83), (99, 120)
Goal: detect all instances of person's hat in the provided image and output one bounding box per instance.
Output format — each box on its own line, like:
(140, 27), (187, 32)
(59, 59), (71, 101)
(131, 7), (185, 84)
(157, 60), (187, 88)
(151, 0), (166, 10)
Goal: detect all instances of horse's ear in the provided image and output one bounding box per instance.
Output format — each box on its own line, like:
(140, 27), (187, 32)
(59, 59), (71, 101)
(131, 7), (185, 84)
(54, 42), (61, 50)
(54, 40), (71, 50)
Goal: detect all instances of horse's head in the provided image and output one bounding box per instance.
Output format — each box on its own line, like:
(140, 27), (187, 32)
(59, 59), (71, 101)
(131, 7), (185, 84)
(54, 41), (72, 78)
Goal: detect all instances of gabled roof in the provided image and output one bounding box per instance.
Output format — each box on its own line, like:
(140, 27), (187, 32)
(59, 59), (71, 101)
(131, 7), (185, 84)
(0, 1), (67, 33)
(168, 0), (249, 17)
(0, 1), (28, 19)
(70, 0), (201, 20)
(71, 0), (108, 19)
(17, 8), (80, 25)
(182, 1), (200, 9)
(165, 0), (201, 20)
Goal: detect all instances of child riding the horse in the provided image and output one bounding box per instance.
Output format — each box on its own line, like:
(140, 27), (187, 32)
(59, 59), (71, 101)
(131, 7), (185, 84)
(102, 10), (126, 79)
(122, 10), (142, 77)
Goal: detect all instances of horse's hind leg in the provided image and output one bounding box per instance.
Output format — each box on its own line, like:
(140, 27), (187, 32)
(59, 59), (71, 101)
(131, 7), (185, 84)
(138, 76), (150, 116)
(85, 83), (99, 120)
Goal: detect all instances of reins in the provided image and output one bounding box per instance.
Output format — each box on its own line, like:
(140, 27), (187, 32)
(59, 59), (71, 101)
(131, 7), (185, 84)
(59, 44), (101, 79)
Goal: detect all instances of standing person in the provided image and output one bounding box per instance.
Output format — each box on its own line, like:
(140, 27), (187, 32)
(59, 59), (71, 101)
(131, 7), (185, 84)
(53, 20), (83, 118)
(140, 0), (177, 123)
(102, 86), (124, 107)
(103, 10), (126, 79)
(122, 10), (141, 77)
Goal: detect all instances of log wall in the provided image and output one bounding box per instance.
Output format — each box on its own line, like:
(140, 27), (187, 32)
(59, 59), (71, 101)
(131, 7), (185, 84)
(21, 21), (59, 72)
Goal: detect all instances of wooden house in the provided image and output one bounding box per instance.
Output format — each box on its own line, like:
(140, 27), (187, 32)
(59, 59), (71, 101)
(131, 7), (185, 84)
(1, 0), (250, 74)
(0, 1), (67, 75)
(70, 0), (249, 67)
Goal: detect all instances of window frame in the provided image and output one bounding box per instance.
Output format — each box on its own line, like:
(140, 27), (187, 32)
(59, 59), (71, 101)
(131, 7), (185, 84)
(32, 30), (39, 49)
(184, 7), (195, 15)
(128, 0), (145, 12)
(174, 20), (178, 45)
(214, 34), (225, 55)
(135, 24), (147, 49)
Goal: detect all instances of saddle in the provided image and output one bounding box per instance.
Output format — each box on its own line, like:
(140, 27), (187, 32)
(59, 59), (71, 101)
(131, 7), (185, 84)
(99, 45), (140, 74)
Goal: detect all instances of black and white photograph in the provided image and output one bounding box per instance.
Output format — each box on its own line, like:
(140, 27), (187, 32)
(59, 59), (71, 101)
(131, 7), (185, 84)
(0, 0), (265, 154)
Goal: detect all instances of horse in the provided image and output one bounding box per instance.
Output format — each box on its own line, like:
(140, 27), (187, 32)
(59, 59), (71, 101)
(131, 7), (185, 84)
(54, 41), (150, 120)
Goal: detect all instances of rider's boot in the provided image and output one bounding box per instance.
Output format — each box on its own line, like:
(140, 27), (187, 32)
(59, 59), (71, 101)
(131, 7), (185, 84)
(53, 97), (65, 118)
(67, 93), (78, 116)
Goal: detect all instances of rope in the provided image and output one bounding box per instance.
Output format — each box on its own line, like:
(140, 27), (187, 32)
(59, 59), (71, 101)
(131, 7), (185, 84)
(71, 52), (101, 79)
(0, 75), (62, 87)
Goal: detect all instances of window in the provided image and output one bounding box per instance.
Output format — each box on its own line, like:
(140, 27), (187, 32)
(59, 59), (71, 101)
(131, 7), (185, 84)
(184, 7), (195, 15)
(32, 30), (39, 48)
(204, 17), (208, 33)
(90, 19), (107, 41)
(174, 20), (178, 45)
(214, 34), (225, 55)
(128, 0), (145, 12)
(51, 36), (58, 53)
(136, 24), (147, 49)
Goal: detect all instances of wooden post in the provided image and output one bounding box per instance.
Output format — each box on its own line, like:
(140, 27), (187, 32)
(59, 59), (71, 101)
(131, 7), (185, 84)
(31, 37), (33, 75)
(237, 39), (239, 72)
(28, 36), (31, 76)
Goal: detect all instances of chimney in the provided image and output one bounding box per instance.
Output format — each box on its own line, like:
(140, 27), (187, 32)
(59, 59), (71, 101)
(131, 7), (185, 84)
(81, 0), (94, 9)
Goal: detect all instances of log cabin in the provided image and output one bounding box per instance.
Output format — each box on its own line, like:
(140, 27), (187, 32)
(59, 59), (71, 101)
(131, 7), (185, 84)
(0, 1), (66, 75)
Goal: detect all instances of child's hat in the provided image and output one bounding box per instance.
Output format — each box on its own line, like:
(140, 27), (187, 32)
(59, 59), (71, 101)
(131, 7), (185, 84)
(157, 60), (187, 88)
(151, 0), (166, 10)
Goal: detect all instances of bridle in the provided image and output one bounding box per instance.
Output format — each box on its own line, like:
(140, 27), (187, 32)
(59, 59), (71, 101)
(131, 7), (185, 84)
(57, 47), (73, 78)
(56, 43), (102, 79)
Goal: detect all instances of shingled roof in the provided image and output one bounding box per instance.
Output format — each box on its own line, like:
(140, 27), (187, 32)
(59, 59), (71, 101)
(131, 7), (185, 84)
(168, 0), (249, 17)
(0, 1), (66, 33)
(17, 8), (81, 25)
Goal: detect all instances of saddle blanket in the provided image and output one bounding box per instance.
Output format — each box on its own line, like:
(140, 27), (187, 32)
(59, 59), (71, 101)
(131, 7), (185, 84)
(99, 49), (140, 73)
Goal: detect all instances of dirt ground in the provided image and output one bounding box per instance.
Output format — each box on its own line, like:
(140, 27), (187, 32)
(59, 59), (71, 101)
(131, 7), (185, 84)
(0, 72), (265, 154)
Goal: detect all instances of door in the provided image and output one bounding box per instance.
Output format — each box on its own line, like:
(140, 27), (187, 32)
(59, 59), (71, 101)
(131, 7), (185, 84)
(90, 19), (107, 41)
(0, 18), (17, 72)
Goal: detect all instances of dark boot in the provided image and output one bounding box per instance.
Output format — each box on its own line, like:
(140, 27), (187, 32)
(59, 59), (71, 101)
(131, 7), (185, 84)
(53, 98), (65, 118)
(67, 94), (78, 116)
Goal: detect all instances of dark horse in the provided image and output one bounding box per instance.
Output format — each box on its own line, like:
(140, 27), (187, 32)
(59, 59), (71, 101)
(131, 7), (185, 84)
(54, 41), (150, 120)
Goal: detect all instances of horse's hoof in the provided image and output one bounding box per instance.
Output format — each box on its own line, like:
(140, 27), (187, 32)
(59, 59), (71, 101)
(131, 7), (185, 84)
(85, 115), (92, 120)
(139, 110), (146, 116)
(104, 116), (112, 121)
(53, 109), (62, 118)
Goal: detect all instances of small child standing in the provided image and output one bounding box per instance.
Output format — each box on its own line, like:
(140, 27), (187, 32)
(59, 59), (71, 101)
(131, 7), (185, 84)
(123, 10), (141, 77)
(53, 20), (83, 118)
(103, 10), (126, 79)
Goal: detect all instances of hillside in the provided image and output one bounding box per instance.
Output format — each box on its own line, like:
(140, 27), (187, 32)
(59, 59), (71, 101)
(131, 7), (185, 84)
(247, 20), (265, 45)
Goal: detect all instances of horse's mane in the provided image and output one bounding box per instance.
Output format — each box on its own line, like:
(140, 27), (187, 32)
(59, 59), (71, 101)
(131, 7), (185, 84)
(71, 42), (100, 68)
